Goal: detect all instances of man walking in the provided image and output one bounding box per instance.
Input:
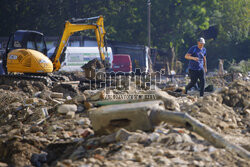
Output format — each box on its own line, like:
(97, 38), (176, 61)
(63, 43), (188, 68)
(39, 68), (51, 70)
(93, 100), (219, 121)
(185, 37), (207, 96)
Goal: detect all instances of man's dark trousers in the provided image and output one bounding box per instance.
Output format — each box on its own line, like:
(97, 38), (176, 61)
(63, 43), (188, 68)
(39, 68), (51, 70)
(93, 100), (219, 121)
(185, 69), (205, 96)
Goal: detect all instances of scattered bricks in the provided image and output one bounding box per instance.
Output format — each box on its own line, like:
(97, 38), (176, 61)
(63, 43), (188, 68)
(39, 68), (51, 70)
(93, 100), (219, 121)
(89, 100), (164, 135)
(50, 92), (64, 98)
(57, 104), (77, 114)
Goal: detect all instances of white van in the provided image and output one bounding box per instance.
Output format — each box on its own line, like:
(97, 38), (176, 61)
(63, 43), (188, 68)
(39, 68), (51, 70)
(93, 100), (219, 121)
(47, 47), (113, 71)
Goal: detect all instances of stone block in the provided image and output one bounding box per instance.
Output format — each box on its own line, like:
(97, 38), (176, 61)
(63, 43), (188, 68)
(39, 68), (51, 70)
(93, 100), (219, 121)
(89, 100), (164, 135)
(57, 104), (77, 114)
(51, 92), (64, 98)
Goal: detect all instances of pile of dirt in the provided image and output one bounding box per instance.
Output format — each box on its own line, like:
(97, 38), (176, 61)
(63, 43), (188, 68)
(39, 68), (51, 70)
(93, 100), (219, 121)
(81, 58), (104, 70)
(0, 72), (249, 166)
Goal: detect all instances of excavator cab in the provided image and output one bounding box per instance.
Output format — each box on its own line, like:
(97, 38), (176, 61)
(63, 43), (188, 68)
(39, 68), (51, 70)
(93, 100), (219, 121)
(6, 30), (47, 55)
(3, 30), (53, 74)
(2, 15), (107, 74)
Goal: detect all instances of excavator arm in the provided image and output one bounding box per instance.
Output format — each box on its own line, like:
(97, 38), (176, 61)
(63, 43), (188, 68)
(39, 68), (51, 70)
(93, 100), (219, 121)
(51, 16), (107, 71)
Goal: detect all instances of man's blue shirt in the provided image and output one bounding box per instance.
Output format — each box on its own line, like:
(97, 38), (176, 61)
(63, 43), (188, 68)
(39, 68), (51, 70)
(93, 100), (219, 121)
(187, 45), (206, 70)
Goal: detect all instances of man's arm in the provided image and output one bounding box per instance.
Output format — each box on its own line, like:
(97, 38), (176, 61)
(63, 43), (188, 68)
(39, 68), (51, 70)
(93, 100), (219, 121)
(203, 56), (207, 72)
(185, 53), (198, 62)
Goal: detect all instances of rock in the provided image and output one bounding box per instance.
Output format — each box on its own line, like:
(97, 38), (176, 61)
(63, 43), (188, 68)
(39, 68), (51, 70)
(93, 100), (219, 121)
(115, 128), (133, 141)
(193, 160), (205, 166)
(34, 91), (42, 97)
(77, 105), (84, 112)
(51, 99), (63, 105)
(63, 131), (72, 138)
(93, 154), (105, 161)
(51, 83), (78, 98)
(228, 89), (238, 95)
(37, 99), (47, 106)
(90, 90), (105, 101)
(30, 153), (47, 167)
(89, 100), (164, 135)
(149, 132), (160, 142)
(127, 133), (147, 143)
(100, 133), (116, 144)
(154, 156), (171, 165)
(161, 133), (183, 145)
(50, 92), (64, 98)
(171, 157), (189, 165)
(191, 105), (200, 112)
(39, 90), (52, 100)
(66, 96), (72, 100)
(200, 106), (212, 115)
(75, 94), (86, 103)
(164, 150), (176, 158)
(7, 114), (12, 120)
(208, 146), (217, 153)
(80, 128), (94, 138)
(243, 109), (250, 116)
(217, 121), (229, 129)
(229, 123), (237, 129)
(30, 126), (42, 133)
(25, 98), (39, 105)
(0, 162), (8, 167)
(84, 101), (93, 109)
(134, 152), (143, 162)
(152, 90), (180, 111)
(66, 111), (75, 119)
(182, 133), (193, 143)
(65, 95), (86, 105)
(57, 104), (77, 114)
(77, 118), (91, 126)
(9, 102), (22, 109)
(153, 149), (165, 156)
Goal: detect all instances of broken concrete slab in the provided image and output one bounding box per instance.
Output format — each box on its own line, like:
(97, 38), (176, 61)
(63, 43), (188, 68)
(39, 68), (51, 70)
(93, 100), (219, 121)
(148, 90), (180, 111)
(89, 100), (164, 135)
(57, 104), (77, 114)
(50, 92), (64, 99)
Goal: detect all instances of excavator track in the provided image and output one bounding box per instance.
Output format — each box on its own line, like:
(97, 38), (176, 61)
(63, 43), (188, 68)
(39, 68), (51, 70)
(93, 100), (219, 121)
(0, 74), (54, 87)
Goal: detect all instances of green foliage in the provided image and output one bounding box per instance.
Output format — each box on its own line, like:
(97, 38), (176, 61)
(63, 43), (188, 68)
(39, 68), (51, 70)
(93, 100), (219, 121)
(0, 0), (249, 70)
(228, 59), (250, 74)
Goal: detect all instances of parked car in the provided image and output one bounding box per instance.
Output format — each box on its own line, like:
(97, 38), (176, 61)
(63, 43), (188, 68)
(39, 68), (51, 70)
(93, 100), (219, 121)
(112, 54), (132, 73)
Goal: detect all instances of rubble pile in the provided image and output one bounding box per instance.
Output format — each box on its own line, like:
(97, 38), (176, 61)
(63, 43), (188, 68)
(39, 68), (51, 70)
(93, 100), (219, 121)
(0, 72), (249, 167)
(81, 58), (104, 70)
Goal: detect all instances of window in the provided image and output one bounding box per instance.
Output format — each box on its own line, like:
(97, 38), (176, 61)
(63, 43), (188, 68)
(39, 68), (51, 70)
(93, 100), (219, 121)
(36, 35), (46, 53)
(27, 41), (36, 50)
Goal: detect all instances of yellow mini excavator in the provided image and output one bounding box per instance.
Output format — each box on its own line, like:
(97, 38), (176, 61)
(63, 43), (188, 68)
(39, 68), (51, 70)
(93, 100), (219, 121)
(2, 16), (107, 75)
